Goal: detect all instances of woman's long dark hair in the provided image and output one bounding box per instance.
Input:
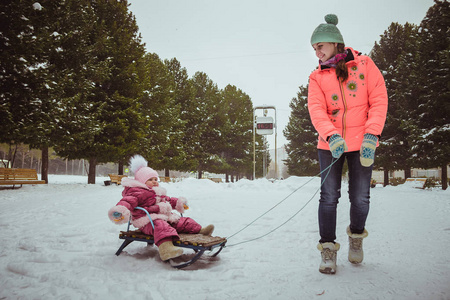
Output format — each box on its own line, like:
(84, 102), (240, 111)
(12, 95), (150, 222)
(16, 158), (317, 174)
(335, 43), (348, 82)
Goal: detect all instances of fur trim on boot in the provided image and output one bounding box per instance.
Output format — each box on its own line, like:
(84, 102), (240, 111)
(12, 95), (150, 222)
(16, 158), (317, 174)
(347, 226), (368, 264)
(199, 224), (215, 236)
(158, 241), (183, 261)
(317, 242), (340, 274)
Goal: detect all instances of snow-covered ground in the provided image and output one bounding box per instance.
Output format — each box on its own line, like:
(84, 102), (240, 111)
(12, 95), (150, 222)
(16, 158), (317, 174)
(0, 175), (449, 300)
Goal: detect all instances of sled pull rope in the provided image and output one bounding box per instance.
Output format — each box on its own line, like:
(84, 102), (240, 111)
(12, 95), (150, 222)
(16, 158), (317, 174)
(226, 157), (337, 247)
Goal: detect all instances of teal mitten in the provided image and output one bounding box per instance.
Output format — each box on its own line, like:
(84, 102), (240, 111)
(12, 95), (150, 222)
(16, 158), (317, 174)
(360, 133), (378, 167)
(328, 134), (348, 159)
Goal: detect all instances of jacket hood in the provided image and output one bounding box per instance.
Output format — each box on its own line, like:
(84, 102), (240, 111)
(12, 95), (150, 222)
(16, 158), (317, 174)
(121, 177), (149, 189)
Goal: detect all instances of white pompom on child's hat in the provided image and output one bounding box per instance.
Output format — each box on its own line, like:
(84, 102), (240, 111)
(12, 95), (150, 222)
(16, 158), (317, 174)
(129, 155), (159, 184)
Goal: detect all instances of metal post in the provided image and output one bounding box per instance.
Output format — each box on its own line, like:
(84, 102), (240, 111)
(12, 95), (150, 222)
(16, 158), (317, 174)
(252, 109), (256, 180)
(253, 106), (277, 180)
(274, 107), (277, 180)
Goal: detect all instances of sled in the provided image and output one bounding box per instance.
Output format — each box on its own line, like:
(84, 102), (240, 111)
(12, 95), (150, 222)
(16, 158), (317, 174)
(114, 207), (226, 269)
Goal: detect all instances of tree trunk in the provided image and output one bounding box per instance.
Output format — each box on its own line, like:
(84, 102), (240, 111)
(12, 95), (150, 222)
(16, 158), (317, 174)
(404, 168), (411, 179)
(118, 161), (124, 175)
(88, 157), (97, 184)
(8, 143), (18, 168)
(165, 168), (169, 177)
(41, 146), (48, 183)
(225, 172), (229, 183)
(198, 170), (202, 179)
(442, 164), (448, 190)
(384, 169), (389, 187)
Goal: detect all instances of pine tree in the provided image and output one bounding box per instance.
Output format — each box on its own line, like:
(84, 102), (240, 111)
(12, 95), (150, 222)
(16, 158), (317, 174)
(221, 84), (254, 180)
(164, 58), (197, 174)
(188, 72), (223, 178)
(0, 0), (50, 167)
(139, 53), (185, 174)
(34, 0), (98, 182)
(414, 0), (450, 189)
(46, 0), (146, 183)
(283, 85), (319, 176)
(370, 22), (420, 185)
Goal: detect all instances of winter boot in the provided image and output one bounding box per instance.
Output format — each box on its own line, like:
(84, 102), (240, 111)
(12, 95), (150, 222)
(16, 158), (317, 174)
(317, 242), (340, 274)
(199, 224), (215, 236)
(347, 226), (368, 264)
(158, 241), (183, 261)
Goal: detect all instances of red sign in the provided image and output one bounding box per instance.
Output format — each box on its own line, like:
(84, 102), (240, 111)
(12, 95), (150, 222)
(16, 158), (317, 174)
(257, 123), (273, 130)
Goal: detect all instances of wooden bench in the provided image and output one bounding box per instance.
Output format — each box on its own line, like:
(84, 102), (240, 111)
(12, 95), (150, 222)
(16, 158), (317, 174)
(108, 174), (128, 185)
(160, 176), (171, 183)
(209, 178), (222, 183)
(0, 168), (46, 188)
(201, 178), (222, 183)
(405, 178), (427, 189)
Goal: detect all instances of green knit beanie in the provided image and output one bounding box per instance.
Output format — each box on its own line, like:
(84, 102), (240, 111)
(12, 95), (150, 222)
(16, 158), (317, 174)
(310, 14), (344, 45)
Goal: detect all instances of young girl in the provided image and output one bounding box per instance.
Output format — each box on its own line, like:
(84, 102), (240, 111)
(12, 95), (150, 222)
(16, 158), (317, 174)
(307, 14), (388, 274)
(108, 155), (214, 261)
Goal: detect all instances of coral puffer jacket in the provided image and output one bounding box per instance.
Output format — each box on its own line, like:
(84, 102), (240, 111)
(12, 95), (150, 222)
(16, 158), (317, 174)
(307, 47), (388, 151)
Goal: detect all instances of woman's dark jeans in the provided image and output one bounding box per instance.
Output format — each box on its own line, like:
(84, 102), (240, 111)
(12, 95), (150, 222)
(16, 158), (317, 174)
(318, 149), (373, 243)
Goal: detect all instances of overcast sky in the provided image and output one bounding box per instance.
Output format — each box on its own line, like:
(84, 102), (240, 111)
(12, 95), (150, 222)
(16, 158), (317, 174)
(127, 0), (435, 149)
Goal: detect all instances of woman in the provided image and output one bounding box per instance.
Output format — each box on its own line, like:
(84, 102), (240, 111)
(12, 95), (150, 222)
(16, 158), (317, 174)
(307, 14), (388, 274)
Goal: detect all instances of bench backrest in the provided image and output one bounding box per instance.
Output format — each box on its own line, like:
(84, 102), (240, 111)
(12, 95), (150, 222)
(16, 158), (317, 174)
(160, 176), (171, 183)
(0, 168), (39, 180)
(109, 174), (127, 183)
(405, 178), (427, 189)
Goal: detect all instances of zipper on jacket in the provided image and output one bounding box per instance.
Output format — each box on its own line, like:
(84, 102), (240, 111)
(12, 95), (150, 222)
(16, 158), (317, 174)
(339, 81), (348, 139)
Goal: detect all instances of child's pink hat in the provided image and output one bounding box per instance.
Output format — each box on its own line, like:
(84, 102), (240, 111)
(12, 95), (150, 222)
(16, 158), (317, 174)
(129, 155), (159, 184)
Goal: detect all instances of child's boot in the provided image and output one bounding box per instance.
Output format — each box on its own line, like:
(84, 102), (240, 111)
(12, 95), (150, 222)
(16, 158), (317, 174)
(347, 226), (368, 264)
(199, 224), (214, 236)
(317, 242), (340, 274)
(158, 241), (183, 261)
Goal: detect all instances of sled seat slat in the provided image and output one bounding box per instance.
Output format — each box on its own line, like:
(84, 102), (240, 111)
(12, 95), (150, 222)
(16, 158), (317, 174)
(118, 230), (227, 249)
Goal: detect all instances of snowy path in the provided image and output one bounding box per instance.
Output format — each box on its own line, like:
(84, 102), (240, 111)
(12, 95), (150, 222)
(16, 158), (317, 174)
(0, 176), (449, 299)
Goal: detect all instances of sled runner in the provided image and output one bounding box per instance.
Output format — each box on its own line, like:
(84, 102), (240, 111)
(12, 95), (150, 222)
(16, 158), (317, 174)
(115, 208), (226, 269)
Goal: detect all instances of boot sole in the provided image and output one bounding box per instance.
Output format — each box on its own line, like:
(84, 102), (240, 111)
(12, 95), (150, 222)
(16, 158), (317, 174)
(319, 267), (336, 274)
(160, 249), (183, 261)
(349, 260), (362, 264)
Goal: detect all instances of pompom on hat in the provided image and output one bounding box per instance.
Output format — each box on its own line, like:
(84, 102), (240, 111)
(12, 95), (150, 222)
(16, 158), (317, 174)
(129, 155), (159, 184)
(310, 14), (344, 45)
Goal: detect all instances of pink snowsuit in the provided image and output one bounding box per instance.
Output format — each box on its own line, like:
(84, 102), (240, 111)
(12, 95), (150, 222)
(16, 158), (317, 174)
(108, 178), (201, 246)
